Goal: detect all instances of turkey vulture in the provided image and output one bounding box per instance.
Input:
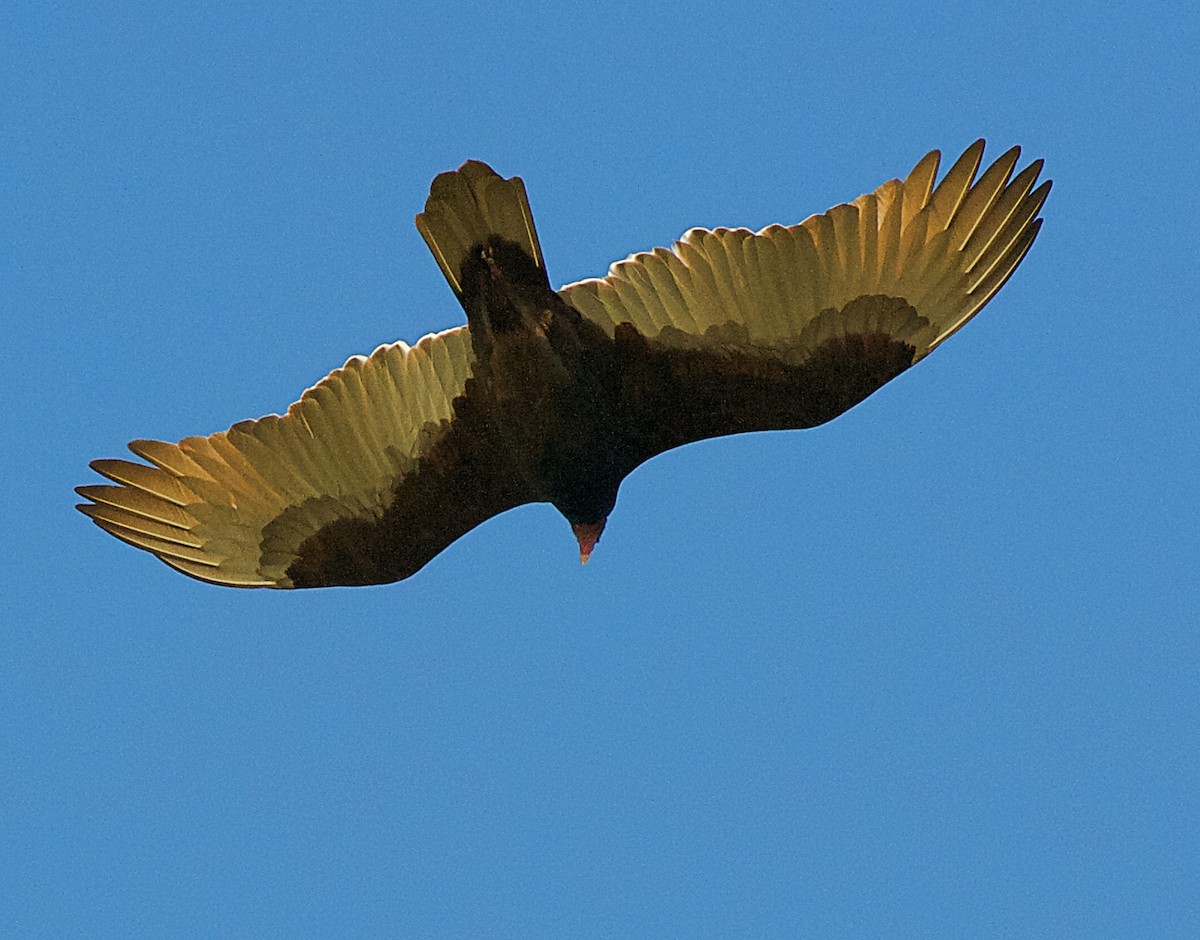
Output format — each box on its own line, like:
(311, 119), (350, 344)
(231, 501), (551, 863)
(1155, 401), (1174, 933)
(77, 141), (1050, 588)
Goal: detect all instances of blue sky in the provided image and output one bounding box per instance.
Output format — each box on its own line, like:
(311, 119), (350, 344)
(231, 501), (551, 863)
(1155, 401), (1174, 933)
(5, 2), (1197, 936)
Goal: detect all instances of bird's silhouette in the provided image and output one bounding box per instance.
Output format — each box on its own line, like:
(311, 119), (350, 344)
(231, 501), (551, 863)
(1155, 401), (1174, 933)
(77, 141), (1050, 587)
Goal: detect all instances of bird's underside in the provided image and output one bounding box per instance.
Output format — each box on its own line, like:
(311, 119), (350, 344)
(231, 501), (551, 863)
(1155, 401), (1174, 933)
(77, 141), (1051, 588)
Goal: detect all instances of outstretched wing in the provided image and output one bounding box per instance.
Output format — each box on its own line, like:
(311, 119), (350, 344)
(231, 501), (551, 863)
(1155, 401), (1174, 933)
(560, 140), (1050, 463)
(76, 327), (533, 588)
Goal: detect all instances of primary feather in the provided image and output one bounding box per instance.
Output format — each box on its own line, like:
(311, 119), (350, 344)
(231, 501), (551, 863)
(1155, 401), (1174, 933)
(78, 142), (1051, 587)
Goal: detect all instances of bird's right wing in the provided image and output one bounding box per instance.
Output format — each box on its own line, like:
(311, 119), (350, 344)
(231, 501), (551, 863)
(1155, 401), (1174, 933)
(561, 140), (1048, 360)
(558, 140), (1050, 464)
(76, 326), (534, 588)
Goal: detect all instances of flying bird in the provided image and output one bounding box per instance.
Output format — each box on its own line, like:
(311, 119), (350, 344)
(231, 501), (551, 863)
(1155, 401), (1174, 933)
(77, 141), (1050, 588)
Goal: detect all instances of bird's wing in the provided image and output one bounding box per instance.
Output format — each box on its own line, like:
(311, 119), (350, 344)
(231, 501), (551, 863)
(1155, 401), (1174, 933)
(559, 140), (1050, 461)
(76, 326), (533, 588)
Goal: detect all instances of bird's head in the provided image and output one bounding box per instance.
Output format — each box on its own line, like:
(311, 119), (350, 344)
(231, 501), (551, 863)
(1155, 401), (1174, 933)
(570, 520), (607, 565)
(549, 446), (622, 567)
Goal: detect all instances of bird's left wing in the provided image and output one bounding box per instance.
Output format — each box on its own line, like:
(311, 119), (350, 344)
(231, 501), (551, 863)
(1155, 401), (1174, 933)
(77, 326), (534, 588)
(558, 141), (1050, 463)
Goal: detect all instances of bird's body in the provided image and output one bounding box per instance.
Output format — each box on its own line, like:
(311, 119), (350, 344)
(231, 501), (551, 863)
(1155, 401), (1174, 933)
(78, 142), (1051, 587)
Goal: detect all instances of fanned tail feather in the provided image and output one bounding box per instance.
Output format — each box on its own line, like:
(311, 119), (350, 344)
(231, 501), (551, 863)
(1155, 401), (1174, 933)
(415, 160), (545, 300)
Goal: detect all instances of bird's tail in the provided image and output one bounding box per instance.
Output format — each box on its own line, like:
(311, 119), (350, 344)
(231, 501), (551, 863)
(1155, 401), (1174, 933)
(415, 160), (547, 302)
